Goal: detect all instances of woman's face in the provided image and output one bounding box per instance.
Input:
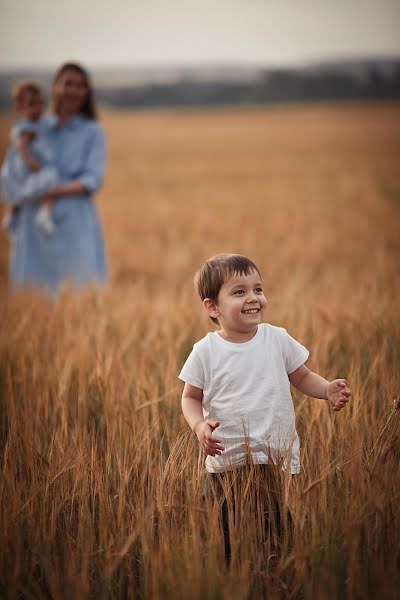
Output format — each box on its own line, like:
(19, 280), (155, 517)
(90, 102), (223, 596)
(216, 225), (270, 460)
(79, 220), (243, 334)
(53, 69), (88, 116)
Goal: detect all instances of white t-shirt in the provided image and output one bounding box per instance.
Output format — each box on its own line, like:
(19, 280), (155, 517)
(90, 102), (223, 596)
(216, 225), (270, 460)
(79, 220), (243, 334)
(179, 323), (309, 474)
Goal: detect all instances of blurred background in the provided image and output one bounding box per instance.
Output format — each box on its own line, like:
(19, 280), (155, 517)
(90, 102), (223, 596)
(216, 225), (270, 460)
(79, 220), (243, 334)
(1, 0), (400, 109)
(1, 2), (400, 598)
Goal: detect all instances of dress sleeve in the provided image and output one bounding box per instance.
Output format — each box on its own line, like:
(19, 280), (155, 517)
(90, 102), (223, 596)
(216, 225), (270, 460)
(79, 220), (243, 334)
(281, 329), (310, 374)
(178, 348), (206, 390)
(12, 120), (40, 140)
(0, 150), (59, 207)
(78, 124), (106, 193)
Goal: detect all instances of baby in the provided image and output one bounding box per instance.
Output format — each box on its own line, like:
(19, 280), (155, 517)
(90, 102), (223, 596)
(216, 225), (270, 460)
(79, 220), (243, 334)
(2, 82), (57, 234)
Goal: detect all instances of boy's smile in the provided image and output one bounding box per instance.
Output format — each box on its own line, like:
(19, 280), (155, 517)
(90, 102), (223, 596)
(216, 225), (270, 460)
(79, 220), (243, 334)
(204, 269), (267, 342)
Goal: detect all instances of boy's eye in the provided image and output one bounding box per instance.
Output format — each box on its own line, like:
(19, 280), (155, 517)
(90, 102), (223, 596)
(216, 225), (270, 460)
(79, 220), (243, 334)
(255, 287), (263, 293)
(234, 289), (244, 295)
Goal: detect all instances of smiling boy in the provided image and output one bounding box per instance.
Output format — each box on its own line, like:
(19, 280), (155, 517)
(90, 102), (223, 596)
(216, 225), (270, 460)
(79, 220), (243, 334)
(179, 253), (351, 561)
(180, 253), (350, 475)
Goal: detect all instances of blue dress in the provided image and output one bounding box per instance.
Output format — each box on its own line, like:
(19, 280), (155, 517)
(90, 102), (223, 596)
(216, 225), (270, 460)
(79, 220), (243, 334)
(0, 114), (108, 295)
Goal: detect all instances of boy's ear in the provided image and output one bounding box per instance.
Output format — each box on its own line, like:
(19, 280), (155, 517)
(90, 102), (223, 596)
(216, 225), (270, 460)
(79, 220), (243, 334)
(203, 298), (219, 319)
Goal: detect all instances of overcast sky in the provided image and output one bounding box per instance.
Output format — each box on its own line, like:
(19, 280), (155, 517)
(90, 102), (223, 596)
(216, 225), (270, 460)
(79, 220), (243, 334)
(1, 0), (400, 70)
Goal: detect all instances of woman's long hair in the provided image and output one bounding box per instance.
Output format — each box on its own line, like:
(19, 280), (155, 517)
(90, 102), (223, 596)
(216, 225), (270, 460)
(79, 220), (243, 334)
(52, 62), (97, 120)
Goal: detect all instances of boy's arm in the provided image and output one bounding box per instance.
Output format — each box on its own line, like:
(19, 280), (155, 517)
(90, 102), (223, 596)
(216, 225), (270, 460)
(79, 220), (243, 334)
(288, 364), (351, 411)
(181, 383), (225, 456)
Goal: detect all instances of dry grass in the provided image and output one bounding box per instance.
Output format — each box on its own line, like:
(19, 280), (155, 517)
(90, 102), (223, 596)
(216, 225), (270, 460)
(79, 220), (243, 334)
(0, 102), (400, 599)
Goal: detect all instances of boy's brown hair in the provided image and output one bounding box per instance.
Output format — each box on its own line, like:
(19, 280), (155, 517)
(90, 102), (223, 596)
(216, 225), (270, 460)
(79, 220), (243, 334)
(12, 82), (43, 110)
(195, 253), (262, 324)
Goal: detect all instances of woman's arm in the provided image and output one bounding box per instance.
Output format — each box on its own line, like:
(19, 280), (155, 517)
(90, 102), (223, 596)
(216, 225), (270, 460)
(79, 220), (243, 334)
(45, 124), (107, 201)
(46, 181), (89, 199)
(0, 121), (105, 206)
(77, 124), (106, 194)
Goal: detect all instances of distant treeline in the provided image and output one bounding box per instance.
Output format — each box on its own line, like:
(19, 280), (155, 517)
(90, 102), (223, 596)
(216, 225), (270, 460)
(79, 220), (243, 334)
(1, 59), (400, 110)
(97, 66), (400, 108)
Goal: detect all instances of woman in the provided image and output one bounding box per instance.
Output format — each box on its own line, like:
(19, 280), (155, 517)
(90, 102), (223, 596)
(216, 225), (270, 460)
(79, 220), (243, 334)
(0, 62), (108, 295)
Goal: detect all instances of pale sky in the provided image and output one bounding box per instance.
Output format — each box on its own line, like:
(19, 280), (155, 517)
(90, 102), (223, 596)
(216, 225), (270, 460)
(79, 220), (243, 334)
(1, 0), (399, 69)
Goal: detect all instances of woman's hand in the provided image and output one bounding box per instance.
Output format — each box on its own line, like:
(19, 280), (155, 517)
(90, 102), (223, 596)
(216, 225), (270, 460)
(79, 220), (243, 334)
(49, 181), (89, 199)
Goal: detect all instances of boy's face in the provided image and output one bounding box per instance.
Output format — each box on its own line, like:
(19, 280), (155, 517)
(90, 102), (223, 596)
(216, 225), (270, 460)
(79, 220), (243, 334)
(205, 269), (267, 339)
(19, 93), (44, 121)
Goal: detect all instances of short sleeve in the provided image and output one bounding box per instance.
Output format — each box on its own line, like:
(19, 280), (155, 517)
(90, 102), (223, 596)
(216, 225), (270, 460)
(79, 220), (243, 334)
(281, 330), (309, 374)
(179, 348), (205, 390)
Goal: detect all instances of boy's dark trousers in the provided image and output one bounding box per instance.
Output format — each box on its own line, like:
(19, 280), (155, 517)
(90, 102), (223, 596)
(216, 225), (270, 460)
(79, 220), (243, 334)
(205, 463), (292, 565)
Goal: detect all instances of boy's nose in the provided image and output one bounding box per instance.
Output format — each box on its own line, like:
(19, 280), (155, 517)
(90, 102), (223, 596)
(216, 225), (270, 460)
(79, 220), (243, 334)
(247, 293), (258, 303)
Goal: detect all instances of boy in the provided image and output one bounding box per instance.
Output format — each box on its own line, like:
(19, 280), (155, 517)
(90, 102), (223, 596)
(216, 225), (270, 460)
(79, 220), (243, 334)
(2, 82), (58, 234)
(179, 253), (351, 559)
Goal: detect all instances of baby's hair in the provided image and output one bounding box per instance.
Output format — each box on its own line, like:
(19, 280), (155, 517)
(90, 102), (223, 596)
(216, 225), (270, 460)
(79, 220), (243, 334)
(12, 81), (43, 109)
(195, 253), (262, 324)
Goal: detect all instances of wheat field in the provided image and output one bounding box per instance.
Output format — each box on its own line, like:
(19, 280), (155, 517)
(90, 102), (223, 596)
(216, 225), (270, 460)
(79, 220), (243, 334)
(0, 102), (399, 599)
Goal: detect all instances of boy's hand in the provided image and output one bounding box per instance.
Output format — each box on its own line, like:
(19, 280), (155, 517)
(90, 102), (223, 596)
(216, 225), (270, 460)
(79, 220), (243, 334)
(194, 420), (225, 456)
(327, 379), (351, 411)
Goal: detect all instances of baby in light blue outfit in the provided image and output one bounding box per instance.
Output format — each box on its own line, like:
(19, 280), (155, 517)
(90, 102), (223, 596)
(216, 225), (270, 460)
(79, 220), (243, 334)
(3, 82), (58, 234)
